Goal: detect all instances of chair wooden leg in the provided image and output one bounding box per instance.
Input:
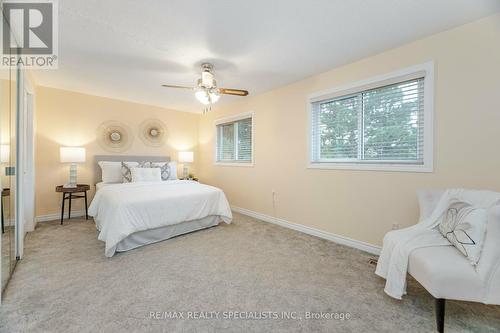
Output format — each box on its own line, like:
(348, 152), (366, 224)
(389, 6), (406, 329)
(1, 197), (4, 233)
(435, 298), (445, 333)
(84, 191), (88, 220)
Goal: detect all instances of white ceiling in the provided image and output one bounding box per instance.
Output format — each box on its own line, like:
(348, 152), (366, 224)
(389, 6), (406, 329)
(33, 0), (500, 113)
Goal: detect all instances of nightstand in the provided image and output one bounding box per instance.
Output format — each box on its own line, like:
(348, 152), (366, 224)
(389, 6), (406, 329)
(56, 184), (90, 225)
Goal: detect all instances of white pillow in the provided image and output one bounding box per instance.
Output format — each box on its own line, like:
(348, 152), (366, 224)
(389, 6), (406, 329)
(98, 161), (123, 183)
(146, 162), (170, 181)
(438, 201), (488, 265)
(417, 190), (445, 222)
(149, 161), (178, 180)
(131, 167), (162, 182)
(167, 161), (178, 180)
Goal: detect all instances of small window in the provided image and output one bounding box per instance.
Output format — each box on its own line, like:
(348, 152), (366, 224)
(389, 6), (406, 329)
(309, 63), (433, 172)
(215, 113), (253, 165)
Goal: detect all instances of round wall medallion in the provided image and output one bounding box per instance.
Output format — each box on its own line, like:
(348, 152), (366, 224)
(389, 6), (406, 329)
(139, 119), (168, 147)
(96, 120), (133, 152)
(110, 132), (121, 141)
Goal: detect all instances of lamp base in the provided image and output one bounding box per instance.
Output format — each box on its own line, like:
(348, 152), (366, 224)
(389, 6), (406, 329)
(66, 163), (78, 188)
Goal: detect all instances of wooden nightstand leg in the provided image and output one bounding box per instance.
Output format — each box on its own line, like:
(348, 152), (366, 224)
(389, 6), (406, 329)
(60, 193), (65, 225)
(84, 191), (88, 220)
(68, 193), (72, 219)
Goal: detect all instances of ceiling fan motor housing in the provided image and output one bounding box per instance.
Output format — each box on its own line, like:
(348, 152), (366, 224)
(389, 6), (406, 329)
(200, 63), (216, 88)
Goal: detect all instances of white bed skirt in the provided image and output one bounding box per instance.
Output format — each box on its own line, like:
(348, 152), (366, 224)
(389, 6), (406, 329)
(115, 215), (221, 253)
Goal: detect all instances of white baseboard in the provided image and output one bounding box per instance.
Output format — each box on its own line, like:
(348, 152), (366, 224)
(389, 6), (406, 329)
(35, 210), (86, 223)
(231, 206), (381, 255)
(34, 207), (381, 254)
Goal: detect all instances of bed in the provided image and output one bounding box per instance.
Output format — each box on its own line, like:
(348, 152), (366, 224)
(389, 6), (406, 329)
(88, 155), (232, 257)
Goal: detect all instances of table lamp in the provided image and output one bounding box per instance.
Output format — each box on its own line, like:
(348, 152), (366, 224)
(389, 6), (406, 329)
(60, 147), (86, 188)
(178, 151), (193, 178)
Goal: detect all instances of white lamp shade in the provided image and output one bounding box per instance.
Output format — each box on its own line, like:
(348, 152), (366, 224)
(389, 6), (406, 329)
(178, 151), (194, 163)
(1, 144), (9, 163)
(60, 147), (86, 163)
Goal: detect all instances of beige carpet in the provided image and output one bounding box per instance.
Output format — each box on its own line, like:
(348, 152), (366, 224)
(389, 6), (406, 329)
(1, 213), (499, 333)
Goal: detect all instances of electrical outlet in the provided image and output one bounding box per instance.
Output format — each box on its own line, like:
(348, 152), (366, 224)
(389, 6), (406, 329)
(392, 223), (400, 230)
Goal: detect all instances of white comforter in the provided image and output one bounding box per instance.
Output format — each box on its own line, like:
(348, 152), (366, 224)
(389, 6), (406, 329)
(88, 180), (232, 257)
(375, 189), (500, 299)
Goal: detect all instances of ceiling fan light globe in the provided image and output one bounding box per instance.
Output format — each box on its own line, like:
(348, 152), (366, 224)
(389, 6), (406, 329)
(209, 92), (220, 103)
(195, 90), (211, 105)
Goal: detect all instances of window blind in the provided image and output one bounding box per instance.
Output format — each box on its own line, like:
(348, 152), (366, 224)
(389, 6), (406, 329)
(237, 117), (252, 161)
(311, 78), (424, 164)
(216, 116), (253, 163)
(220, 123), (235, 161)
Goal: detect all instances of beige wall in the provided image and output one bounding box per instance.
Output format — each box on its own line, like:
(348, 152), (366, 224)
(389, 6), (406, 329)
(35, 86), (200, 216)
(198, 14), (500, 247)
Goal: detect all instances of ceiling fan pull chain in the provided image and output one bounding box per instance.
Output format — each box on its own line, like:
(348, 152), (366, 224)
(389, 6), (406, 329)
(203, 105), (212, 114)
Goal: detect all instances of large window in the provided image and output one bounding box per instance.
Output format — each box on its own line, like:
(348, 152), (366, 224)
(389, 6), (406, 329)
(309, 64), (433, 172)
(215, 113), (253, 165)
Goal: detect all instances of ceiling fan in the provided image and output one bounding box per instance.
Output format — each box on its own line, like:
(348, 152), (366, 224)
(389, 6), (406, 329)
(162, 63), (249, 113)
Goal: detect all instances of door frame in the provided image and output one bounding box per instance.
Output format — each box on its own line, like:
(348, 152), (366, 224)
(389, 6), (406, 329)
(15, 69), (35, 259)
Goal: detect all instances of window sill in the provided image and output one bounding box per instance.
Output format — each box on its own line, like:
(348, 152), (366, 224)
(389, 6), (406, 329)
(307, 162), (433, 173)
(214, 162), (254, 167)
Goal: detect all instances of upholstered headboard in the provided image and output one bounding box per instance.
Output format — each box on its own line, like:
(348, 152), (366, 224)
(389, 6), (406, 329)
(94, 155), (170, 184)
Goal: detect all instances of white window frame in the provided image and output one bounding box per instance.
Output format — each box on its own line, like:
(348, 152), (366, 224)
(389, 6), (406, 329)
(307, 61), (434, 172)
(214, 111), (254, 167)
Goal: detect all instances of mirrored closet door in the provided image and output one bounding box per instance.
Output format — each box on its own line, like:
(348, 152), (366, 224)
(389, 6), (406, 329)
(0, 63), (10, 293)
(1, 62), (17, 295)
(1, 4), (19, 296)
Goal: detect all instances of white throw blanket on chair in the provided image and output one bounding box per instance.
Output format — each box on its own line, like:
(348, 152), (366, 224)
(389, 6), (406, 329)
(375, 189), (500, 299)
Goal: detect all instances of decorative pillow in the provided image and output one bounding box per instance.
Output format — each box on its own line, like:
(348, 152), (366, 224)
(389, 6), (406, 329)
(98, 161), (123, 183)
(417, 190), (445, 222)
(438, 201), (488, 265)
(147, 162), (170, 181)
(131, 167), (162, 182)
(121, 161), (140, 183)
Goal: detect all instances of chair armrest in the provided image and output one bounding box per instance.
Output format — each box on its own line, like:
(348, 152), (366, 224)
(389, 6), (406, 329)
(479, 205), (500, 305)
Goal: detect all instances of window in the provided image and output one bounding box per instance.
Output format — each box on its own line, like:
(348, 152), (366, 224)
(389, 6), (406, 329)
(215, 112), (253, 165)
(309, 63), (433, 172)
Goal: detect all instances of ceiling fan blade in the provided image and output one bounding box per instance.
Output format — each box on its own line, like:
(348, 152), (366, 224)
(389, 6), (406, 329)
(218, 88), (249, 96)
(161, 84), (194, 90)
